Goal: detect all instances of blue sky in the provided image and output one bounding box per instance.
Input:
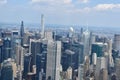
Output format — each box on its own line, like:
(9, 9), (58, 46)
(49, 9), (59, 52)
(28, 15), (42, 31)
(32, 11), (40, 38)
(0, 0), (120, 27)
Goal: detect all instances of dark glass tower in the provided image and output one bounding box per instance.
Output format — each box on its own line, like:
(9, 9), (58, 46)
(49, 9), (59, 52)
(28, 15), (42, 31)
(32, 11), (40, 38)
(0, 39), (3, 63)
(0, 59), (13, 80)
(3, 37), (12, 61)
(20, 21), (24, 46)
(23, 53), (32, 79)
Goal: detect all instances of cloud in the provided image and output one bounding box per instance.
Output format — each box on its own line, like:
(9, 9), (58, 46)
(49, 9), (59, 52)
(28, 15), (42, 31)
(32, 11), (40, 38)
(0, 0), (7, 4)
(94, 4), (120, 11)
(30, 0), (120, 15)
(66, 3), (120, 14)
(77, 0), (89, 3)
(30, 0), (74, 14)
(31, 0), (72, 5)
(74, 4), (120, 13)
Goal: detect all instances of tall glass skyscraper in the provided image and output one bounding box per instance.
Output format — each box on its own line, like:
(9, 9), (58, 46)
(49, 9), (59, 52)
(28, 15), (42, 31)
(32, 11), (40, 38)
(3, 37), (12, 61)
(0, 59), (13, 80)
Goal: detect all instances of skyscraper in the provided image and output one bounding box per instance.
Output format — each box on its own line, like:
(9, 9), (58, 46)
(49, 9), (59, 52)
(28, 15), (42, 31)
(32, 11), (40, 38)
(20, 21), (24, 37)
(95, 57), (107, 80)
(92, 53), (97, 65)
(41, 14), (45, 38)
(91, 42), (108, 57)
(29, 39), (42, 65)
(46, 41), (62, 80)
(3, 37), (12, 61)
(44, 30), (53, 40)
(0, 39), (3, 63)
(20, 21), (24, 46)
(0, 58), (15, 80)
(78, 64), (84, 80)
(107, 39), (114, 67)
(23, 53), (32, 79)
(113, 34), (120, 51)
(115, 58), (120, 80)
(29, 39), (48, 80)
(83, 56), (90, 79)
(15, 44), (24, 80)
(82, 29), (91, 58)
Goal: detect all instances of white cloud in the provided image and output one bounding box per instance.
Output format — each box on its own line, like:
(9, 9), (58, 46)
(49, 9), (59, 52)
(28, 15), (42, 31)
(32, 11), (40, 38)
(31, 0), (72, 5)
(94, 4), (120, 11)
(74, 4), (120, 13)
(0, 0), (7, 4)
(77, 0), (89, 3)
(31, 0), (120, 15)
(66, 4), (120, 14)
(31, 0), (74, 14)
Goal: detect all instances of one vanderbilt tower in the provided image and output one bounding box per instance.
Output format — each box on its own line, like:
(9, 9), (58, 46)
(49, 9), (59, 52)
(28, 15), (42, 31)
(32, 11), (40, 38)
(41, 14), (45, 39)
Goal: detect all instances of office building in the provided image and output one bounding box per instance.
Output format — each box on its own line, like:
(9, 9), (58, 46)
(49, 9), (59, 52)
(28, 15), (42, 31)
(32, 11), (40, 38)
(23, 53), (32, 79)
(3, 37), (12, 61)
(0, 39), (3, 63)
(15, 44), (24, 80)
(29, 39), (48, 80)
(83, 56), (90, 79)
(78, 64), (84, 80)
(82, 29), (91, 58)
(113, 34), (120, 51)
(44, 30), (53, 40)
(1, 31), (12, 38)
(92, 53), (97, 65)
(115, 58), (120, 80)
(29, 39), (42, 65)
(95, 57), (106, 80)
(46, 41), (61, 80)
(91, 42), (108, 57)
(36, 40), (47, 80)
(107, 39), (114, 70)
(99, 68), (108, 80)
(1, 58), (17, 80)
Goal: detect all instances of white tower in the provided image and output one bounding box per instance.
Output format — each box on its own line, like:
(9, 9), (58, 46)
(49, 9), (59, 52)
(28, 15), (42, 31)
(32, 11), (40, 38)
(41, 14), (45, 38)
(46, 41), (62, 80)
(82, 29), (91, 57)
(107, 39), (114, 67)
(95, 57), (107, 80)
(92, 53), (97, 65)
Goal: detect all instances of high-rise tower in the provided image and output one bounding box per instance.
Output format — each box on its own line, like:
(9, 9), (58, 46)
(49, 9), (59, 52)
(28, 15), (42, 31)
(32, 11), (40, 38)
(41, 14), (45, 38)
(113, 34), (120, 51)
(46, 41), (62, 80)
(1, 58), (17, 80)
(115, 58), (120, 80)
(82, 29), (91, 58)
(0, 39), (3, 63)
(20, 21), (24, 46)
(15, 44), (24, 80)
(3, 37), (12, 61)
(20, 21), (24, 37)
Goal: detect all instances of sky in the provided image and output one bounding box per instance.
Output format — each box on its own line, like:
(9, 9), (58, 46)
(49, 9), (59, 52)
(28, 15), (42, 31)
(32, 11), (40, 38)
(0, 0), (120, 27)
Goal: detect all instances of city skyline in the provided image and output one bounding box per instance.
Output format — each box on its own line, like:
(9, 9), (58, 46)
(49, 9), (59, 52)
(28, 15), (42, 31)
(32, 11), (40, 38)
(0, 0), (120, 27)
(0, 13), (120, 80)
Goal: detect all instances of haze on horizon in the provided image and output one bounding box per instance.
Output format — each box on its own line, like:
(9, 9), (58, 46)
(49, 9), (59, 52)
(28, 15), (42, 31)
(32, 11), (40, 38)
(0, 0), (120, 27)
